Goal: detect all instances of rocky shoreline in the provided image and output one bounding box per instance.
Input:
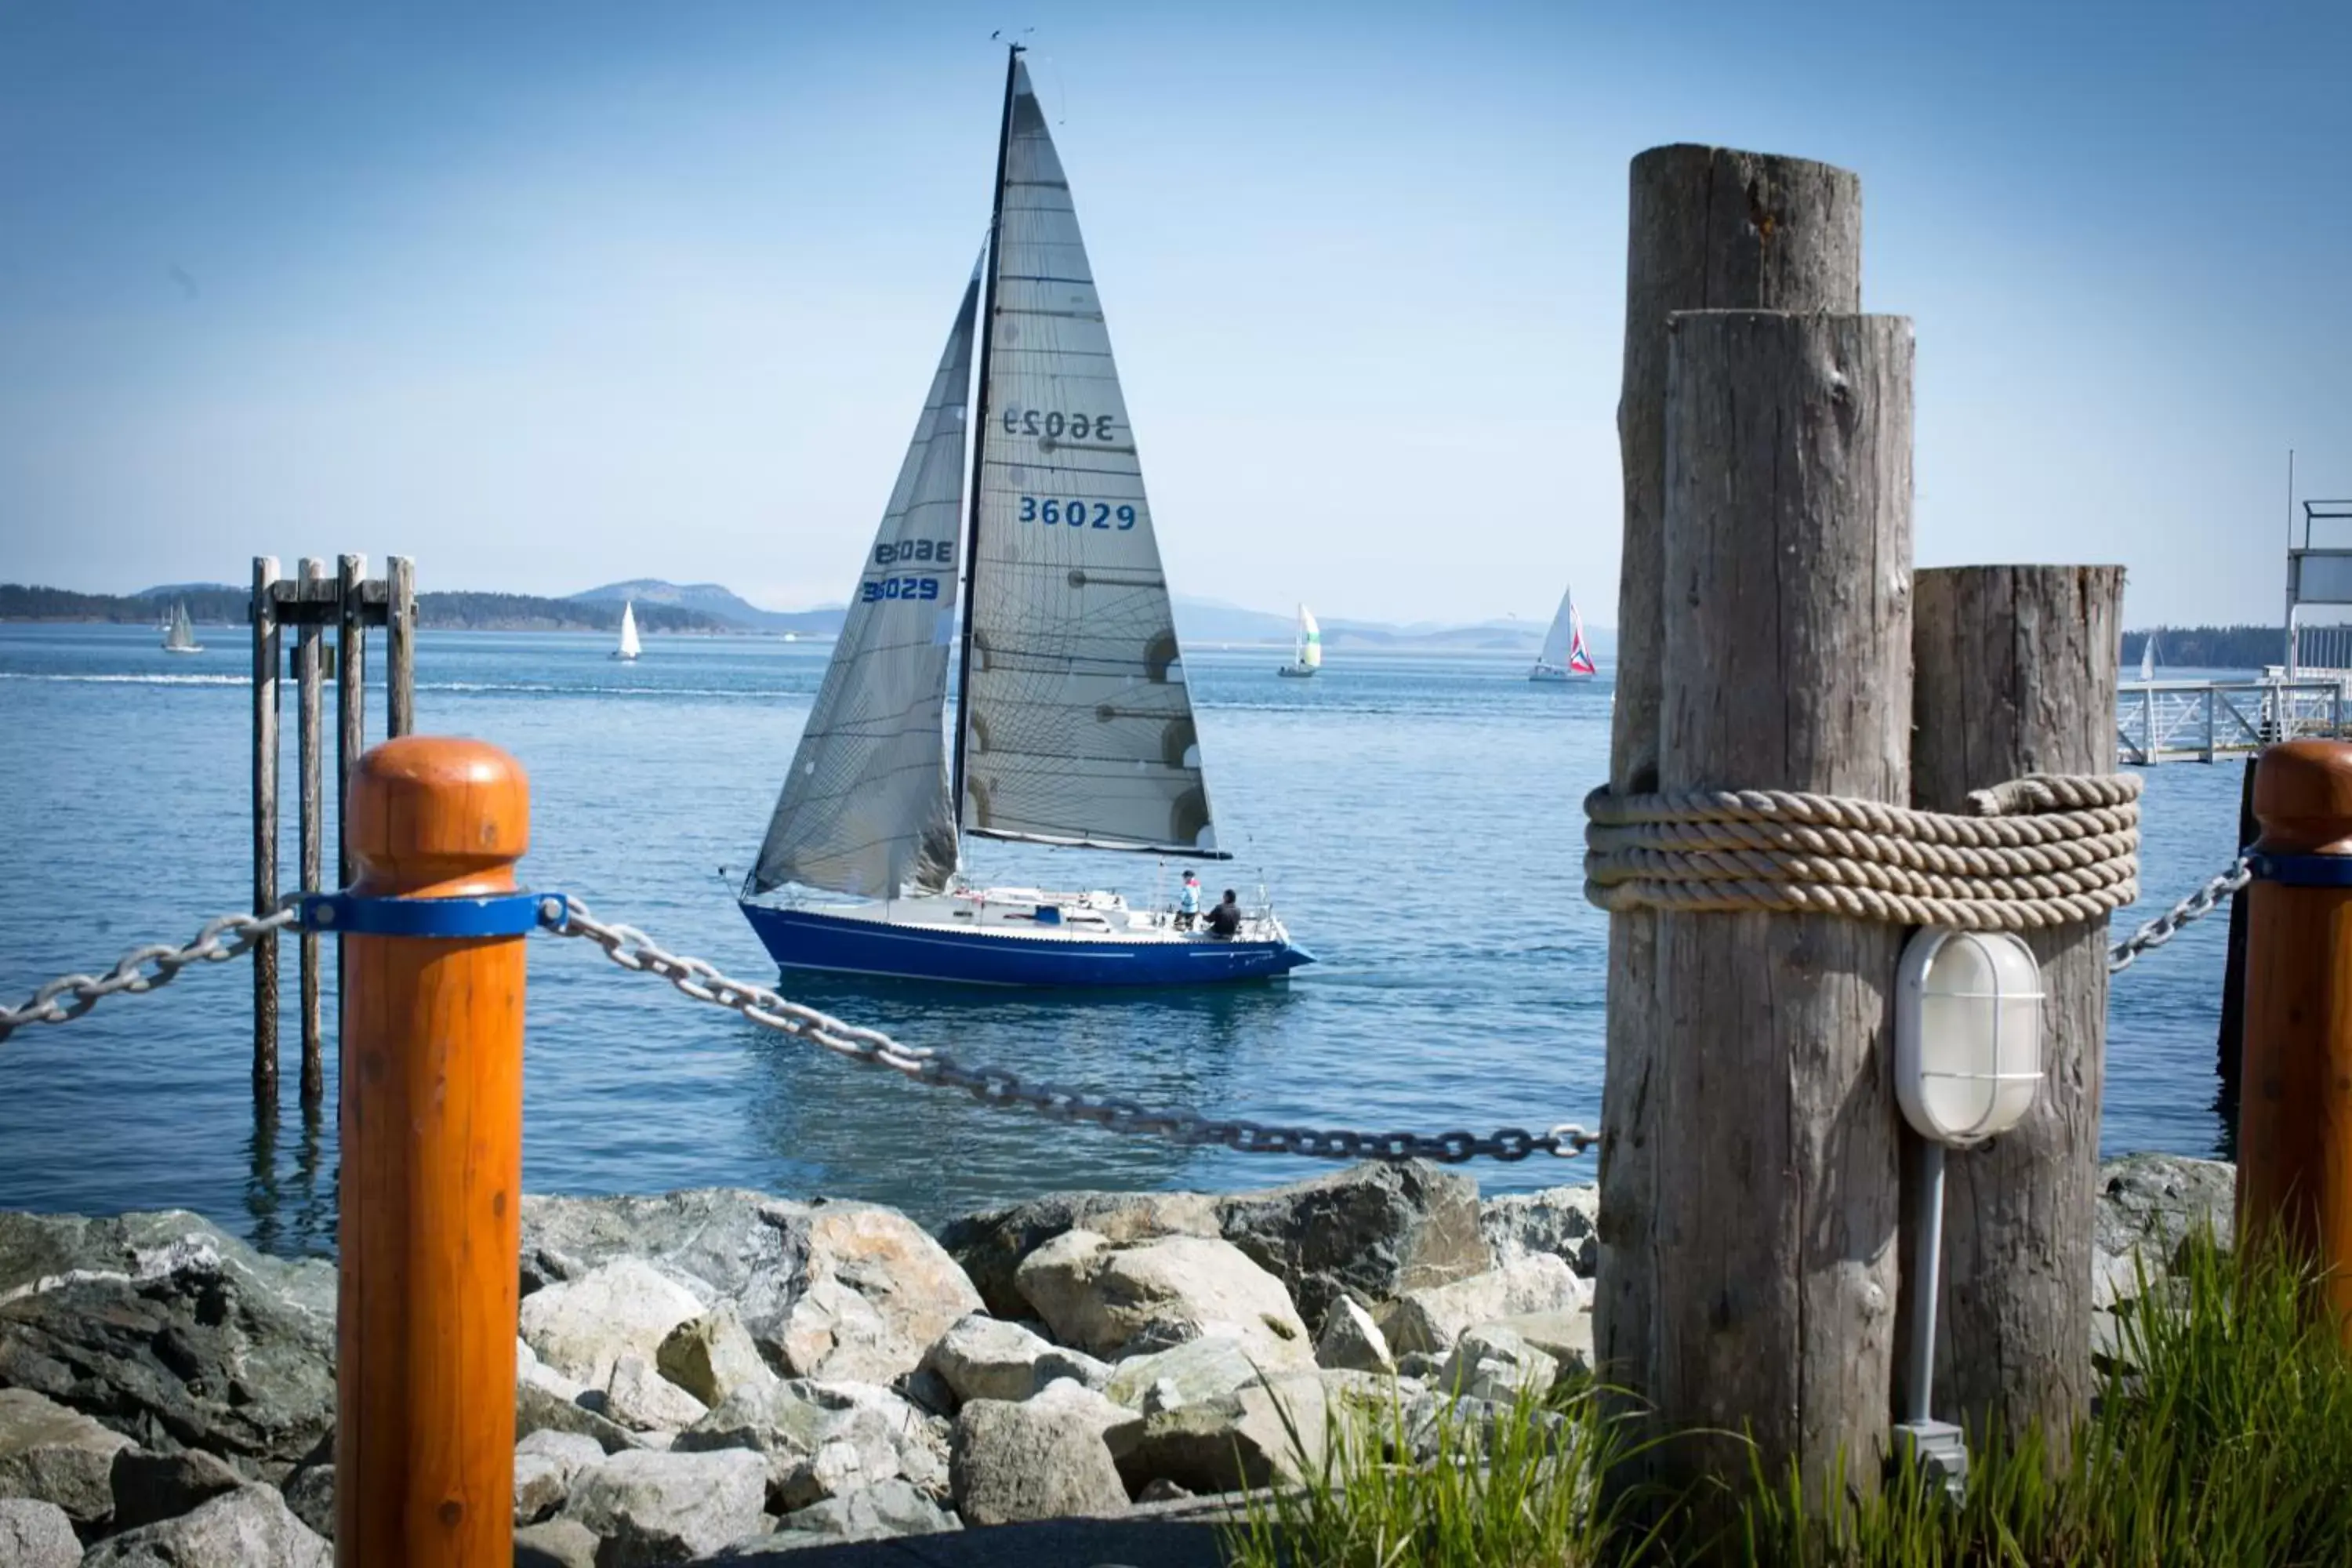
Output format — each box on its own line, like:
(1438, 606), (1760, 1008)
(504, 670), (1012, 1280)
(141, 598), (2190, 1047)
(0, 1154), (2231, 1566)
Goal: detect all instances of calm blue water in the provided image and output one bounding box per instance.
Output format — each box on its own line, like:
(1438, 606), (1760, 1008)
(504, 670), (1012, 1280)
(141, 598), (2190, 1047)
(0, 625), (2246, 1256)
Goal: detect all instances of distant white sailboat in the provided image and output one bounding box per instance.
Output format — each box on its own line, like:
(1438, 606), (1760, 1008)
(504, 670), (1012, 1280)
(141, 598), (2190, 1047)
(162, 601), (203, 655)
(2139, 633), (2157, 683)
(1277, 604), (1322, 677)
(1530, 584), (1595, 681)
(613, 601), (642, 662)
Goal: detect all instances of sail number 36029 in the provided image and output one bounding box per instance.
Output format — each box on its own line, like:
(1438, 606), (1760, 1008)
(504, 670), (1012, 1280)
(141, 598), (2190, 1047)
(1019, 497), (1137, 529)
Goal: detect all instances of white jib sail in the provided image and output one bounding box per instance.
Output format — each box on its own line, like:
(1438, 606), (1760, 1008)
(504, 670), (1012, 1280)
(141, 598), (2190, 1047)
(960, 59), (1217, 856)
(1537, 586), (1578, 669)
(1296, 604), (1322, 670)
(618, 601), (642, 658)
(749, 270), (980, 898)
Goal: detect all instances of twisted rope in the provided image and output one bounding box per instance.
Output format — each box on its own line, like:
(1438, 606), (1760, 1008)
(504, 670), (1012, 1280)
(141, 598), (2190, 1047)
(1584, 773), (2142, 931)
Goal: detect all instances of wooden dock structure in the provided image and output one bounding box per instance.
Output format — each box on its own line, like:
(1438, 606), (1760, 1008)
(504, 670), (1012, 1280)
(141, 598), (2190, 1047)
(2116, 677), (2347, 764)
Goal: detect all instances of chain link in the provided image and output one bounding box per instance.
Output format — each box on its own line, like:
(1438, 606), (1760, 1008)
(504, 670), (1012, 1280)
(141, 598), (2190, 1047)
(2107, 856), (2252, 975)
(542, 897), (1599, 1164)
(0, 902), (297, 1042)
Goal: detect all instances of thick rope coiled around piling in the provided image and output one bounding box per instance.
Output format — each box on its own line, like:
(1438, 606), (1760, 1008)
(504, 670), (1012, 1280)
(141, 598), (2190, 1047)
(1582, 773), (2143, 930)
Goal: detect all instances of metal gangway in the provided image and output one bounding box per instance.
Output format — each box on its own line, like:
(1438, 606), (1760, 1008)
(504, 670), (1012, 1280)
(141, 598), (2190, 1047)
(2117, 677), (2348, 764)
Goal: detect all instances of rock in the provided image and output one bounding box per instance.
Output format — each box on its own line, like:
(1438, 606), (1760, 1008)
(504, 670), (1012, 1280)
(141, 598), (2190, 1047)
(281, 1461), (335, 1539)
(675, 1380), (946, 1514)
(772, 1476), (959, 1544)
(598, 1354), (710, 1433)
(1483, 1309), (1594, 1377)
(655, 1303), (775, 1407)
(673, 1381), (831, 1465)
(0, 1498), (80, 1568)
(0, 1212), (336, 1475)
(1479, 1184), (1600, 1277)
(1217, 1160), (1493, 1327)
(1103, 1335), (1268, 1414)
(520, 1259), (706, 1392)
(1014, 1232), (1311, 1367)
(943, 1163), (1490, 1330)
(514, 1515), (602, 1568)
(514, 1431), (603, 1527)
(1435, 1325), (1558, 1402)
(0, 1386), (136, 1523)
(81, 1484), (330, 1567)
(2094, 1153), (2235, 1305)
(1110, 1369), (1329, 1495)
(1314, 1297), (1396, 1374)
(519, 1428), (609, 1472)
(1379, 1255), (1591, 1356)
(950, 1396), (1130, 1525)
(920, 1314), (1112, 1406)
(521, 1192), (981, 1388)
(1396, 1351), (1446, 1381)
(774, 1406), (901, 1510)
(564, 1447), (768, 1566)
(516, 1374), (639, 1455)
(1135, 1477), (1192, 1504)
(109, 1444), (245, 1530)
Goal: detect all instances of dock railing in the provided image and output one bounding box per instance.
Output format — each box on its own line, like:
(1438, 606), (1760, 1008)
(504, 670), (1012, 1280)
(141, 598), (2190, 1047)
(2115, 677), (2347, 764)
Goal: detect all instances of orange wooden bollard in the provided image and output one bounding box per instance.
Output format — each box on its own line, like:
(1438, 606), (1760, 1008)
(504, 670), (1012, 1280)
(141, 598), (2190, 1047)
(336, 736), (530, 1563)
(2241, 738), (2352, 1340)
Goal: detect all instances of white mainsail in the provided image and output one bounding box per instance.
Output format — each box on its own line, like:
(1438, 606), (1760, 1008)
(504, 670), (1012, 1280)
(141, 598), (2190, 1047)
(958, 59), (1217, 857)
(1537, 587), (1577, 670)
(162, 601), (201, 653)
(617, 601), (642, 659)
(749, 272), (981, 898)
(1294, 605), (1322, 671)
(2139, 633), (2156, 683)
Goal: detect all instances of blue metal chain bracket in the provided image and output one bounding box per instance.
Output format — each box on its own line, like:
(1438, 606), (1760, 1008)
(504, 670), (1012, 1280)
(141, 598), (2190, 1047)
(296, 891), (564, 938)
(2246, 852), (2352, 888)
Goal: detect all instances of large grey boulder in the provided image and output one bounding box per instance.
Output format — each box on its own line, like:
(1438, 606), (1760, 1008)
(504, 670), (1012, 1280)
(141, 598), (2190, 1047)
(521, 1191), (981, 1387)
(1479, 1183), (1600, 1277)
(1434, 1324), (1558, 1402)
(2094, 1153), (2234, 1302)
(774, 1406), (901, 1511)
(674, 1378), (946, 1512)
(1314, 1297), (1396, 1374)
(514, 1515), (601, 1568)
(919, 1313), (1111, 1406)
(1109, 1369), (1330, 1495)
(563, 1447), (768, 1566)
(1379, 1254), (1591, 1356)
(516, 1372), (640, 1455)
(1103, 1335), (1268, 1414)
(950, 1392), (1131, 1525)
(1014, 1231), (1312, 1367)
(942, 1163), (1490, 1329)
(108, 1444), (245, 1530)
(0, 1211), (336, 1474)
(751, 1477), (959, 1549)
(281, 1462), (334, 1539)
(0, 1386), (136, 1523)
(514, 1430), (605, 1526)
(82, 1484), (331, 1567)
(0, 1498), (81, 1568)
(521, 1259), (706, 1391)
(1480, 1308), (1594, 1378)
(655, 1302), (775, 1406)
(596, 1353), (710, 1433)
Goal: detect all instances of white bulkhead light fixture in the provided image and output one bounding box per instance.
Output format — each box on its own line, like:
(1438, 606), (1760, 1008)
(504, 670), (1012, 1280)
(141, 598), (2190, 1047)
(1895, 928), (2045, 1147)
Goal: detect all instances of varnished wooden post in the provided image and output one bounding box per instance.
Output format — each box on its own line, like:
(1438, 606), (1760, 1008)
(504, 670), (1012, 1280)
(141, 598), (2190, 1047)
(337, 736), (528, 1563)
(387, 556), (416, 739)
(1649, 310), (1914, 1505)
(298, 559), (327, 1105)
(2240, 739), (2352, 1340)
(251, 556), (282, 1101)
(1599, 146), (1863, 1414)
(1911, 564), (2124, 1447)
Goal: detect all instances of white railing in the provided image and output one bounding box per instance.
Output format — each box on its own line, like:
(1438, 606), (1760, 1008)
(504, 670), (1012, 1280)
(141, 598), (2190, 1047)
(2116, 678), (2347, 764)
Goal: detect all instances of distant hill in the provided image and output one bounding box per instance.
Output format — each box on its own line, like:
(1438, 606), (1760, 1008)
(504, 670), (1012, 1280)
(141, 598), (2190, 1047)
(0, 583), (728, 633)
(133, 582), (241, 599)
(572, 580), (843, 636)
(2, 583), (248, 624)
(2124, 626), (2285, 672)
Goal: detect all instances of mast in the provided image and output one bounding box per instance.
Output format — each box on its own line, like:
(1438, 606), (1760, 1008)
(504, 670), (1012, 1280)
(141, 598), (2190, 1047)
(951, 42), (1022, 833)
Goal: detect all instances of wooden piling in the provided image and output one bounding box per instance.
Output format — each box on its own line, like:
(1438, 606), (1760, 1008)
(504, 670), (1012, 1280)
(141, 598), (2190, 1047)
(250, 557), (281, 1101)
(337, 736), (528, 1563)
(387, 556), (416, 739)
(1910, 564), (2124, 1446)
(297, 560), (327, 1105)
(2239, 739), (2352, 1339)
(1598, 146), (1864, 1408)
(1648, 310), (1914, 1499)
(2215, 753), (2259, 1127)
(336, 554), (367, 1045)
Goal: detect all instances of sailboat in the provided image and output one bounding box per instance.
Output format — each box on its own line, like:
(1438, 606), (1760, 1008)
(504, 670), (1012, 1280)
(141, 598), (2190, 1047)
(612, 601), (642, 662)
(1276, 604), (1322, 677)
(734, 48), (1311, 989)
(2138, 633), (2157, 683)
(1529, 584), (1596, 681)
(162, 601), (203, 655)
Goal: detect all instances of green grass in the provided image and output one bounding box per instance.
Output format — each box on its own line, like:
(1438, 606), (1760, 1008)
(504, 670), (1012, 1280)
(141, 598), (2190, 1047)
(1221, 1237), (2352, 1567)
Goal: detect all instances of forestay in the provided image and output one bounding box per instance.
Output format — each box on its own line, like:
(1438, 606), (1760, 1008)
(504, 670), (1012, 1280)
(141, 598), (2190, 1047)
(750, 273), (979, 898)
(960, 60), (1219, 858)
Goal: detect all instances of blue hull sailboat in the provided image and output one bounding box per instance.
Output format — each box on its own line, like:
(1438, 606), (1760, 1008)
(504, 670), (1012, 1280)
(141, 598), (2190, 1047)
(736, 47), (1311, 989)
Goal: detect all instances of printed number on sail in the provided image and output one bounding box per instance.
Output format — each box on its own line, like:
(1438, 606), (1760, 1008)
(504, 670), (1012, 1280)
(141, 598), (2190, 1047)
(873, 540), (955, 566)
(1018, 498), (1138, 529)
(1000, 408), (1118, 441)
(859, 577), (943, 602)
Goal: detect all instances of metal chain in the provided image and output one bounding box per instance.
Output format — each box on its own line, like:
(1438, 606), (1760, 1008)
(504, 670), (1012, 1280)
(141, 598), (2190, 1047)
(2107, 856), (2252, 975)
(0, 902), (298, 1042)
(542, 897), (1599, 1164)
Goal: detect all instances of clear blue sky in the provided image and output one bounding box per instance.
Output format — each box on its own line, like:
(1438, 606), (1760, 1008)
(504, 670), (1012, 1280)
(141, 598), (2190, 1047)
(2, 1), (2343, 627)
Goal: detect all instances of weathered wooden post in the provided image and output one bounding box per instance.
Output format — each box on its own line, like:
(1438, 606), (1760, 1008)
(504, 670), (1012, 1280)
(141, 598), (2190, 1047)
(387, 556), (417, 740)
(1647, 310), (1914, 1499)
(335, 735), (530, 1562)
(336, 554), (368, 1047)
(1599, 146), (1863, 1406)
(297, 558), (328, 1105)
(2239, 739), (2352, 1339)
(251, 556), (282, 1099)
(1909, 564), (2123, 1445)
